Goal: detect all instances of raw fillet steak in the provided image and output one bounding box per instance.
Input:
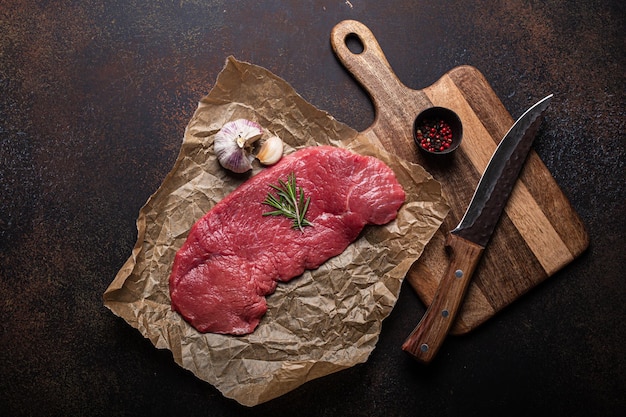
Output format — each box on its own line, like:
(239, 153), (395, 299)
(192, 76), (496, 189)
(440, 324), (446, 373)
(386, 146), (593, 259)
(169, 145), (406, 335)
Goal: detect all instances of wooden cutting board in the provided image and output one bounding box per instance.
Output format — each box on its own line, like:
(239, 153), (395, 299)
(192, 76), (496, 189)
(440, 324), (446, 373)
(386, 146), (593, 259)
(331, 20), (589, 334)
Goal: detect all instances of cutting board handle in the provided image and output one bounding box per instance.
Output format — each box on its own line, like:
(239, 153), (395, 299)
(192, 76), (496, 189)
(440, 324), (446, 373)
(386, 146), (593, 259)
(331, 20), (407, 110)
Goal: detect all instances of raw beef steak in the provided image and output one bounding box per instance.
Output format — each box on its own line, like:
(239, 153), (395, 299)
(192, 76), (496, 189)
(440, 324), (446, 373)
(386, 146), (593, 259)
(169, 146), (405, 335)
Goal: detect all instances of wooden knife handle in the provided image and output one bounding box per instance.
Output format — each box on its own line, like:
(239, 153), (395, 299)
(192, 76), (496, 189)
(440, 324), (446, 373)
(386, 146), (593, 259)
(402, 233), (484, 363)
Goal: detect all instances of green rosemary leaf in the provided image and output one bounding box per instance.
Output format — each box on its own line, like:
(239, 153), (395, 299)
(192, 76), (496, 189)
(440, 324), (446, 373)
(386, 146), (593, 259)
(262, 172), (312, 232)
(300, 194), (312, 226)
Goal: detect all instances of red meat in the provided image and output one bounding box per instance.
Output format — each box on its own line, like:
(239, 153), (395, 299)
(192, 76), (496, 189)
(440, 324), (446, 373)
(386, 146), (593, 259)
(169, 146), (405, 335)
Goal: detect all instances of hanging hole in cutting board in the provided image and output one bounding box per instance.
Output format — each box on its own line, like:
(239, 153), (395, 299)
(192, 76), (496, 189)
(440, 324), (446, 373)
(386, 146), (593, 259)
(345, 33), (364, 54)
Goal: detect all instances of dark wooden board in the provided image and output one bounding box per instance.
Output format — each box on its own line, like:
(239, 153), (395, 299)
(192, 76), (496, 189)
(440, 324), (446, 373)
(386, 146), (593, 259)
(331, 20), (589, 334)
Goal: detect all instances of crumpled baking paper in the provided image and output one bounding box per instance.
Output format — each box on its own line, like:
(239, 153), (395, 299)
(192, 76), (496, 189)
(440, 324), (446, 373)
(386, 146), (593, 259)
(103, 56), (448, 406)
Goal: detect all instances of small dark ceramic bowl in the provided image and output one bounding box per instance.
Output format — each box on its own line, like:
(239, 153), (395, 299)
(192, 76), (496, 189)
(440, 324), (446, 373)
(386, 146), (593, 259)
(413, 107), (463, 156)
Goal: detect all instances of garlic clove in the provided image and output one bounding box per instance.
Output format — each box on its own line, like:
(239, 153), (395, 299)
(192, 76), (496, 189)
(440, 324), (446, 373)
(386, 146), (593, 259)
(214, 119), (263, 173)
(256, 135), (284, 166)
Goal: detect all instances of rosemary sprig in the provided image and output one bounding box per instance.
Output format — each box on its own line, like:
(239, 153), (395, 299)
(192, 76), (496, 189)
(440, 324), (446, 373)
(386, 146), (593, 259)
(262, 172), (312, 232)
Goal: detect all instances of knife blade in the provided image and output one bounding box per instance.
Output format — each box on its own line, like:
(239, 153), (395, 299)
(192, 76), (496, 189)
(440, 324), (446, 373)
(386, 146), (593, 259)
(402, 94), (553, 363)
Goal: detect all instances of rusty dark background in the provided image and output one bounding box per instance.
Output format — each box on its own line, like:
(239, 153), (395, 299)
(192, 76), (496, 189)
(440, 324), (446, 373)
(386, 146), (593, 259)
(1, 1), (624, 416)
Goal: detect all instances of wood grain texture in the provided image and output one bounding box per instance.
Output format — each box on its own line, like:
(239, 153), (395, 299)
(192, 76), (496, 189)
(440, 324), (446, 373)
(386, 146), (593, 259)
(331, 20), (589, 334)
(402, 234), (484, 363)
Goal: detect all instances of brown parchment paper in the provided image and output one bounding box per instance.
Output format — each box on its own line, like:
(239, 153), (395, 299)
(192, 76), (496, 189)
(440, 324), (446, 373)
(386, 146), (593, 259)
(103, 56), (449, 407)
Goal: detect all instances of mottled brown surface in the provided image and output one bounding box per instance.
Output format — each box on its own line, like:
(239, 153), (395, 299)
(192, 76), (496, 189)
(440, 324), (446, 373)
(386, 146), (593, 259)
(1, 1), (624, 416)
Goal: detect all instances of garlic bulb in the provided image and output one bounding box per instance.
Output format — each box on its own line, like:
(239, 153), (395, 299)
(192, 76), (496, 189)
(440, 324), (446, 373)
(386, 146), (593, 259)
(256, 135), (284, 165)
(214, 119), (263, 173)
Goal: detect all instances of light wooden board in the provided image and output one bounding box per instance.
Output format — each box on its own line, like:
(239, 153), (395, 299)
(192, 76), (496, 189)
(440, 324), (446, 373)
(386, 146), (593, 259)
(331, 20), (589, 334)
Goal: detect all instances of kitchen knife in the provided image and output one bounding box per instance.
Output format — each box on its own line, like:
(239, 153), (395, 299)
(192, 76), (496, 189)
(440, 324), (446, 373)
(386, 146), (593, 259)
(402, 94), (553, 363)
